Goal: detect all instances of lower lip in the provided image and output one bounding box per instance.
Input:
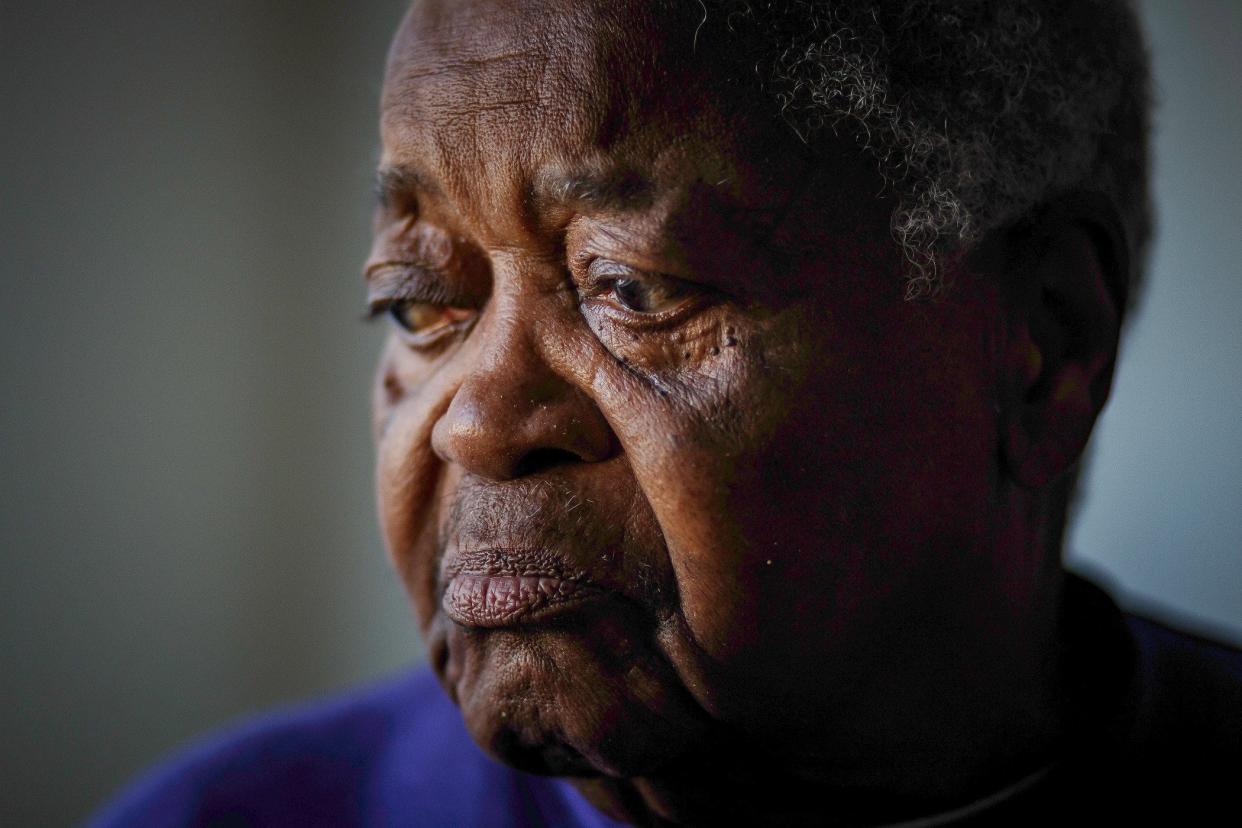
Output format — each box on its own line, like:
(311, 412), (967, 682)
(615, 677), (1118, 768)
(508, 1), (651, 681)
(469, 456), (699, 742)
(442, 573), (607, 629)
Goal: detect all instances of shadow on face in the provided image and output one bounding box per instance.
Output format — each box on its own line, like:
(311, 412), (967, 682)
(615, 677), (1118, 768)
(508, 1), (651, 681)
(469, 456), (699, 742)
(368, 0), (1113, 822)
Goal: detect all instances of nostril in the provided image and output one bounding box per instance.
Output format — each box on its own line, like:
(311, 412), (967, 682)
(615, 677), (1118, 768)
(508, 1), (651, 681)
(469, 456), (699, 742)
(512, 447), (583, 478)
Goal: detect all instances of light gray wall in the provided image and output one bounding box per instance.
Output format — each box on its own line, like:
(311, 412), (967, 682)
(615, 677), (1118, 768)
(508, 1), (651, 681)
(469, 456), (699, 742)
(1, 2), (1239, 825)
(1, 2), (413, 824)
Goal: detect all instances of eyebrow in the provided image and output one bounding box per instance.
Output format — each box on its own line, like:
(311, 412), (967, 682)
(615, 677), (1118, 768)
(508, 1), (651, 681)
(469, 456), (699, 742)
(529, 166), (655, 214)
(374, 161), (659, 216)
(373, 164), (441, 207)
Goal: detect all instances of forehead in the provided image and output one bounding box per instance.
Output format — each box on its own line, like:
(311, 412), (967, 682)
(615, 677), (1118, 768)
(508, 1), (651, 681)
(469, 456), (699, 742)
(384, 0), (635, 144)
(380, 0), (804, 215)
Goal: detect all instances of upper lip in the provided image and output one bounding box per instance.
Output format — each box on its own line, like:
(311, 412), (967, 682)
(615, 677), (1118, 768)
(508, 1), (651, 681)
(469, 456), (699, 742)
(441, 545), (598, 582)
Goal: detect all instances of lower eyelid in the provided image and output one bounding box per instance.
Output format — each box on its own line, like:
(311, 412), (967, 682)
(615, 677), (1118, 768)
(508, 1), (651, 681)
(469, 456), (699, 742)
(397, 321), (469, 351)
(582, 295), (710, 332)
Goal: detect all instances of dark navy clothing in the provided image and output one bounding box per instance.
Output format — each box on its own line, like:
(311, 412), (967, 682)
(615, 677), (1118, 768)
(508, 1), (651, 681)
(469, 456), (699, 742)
(954, 575), (1242, 825)
(87, 574), (1242, 827)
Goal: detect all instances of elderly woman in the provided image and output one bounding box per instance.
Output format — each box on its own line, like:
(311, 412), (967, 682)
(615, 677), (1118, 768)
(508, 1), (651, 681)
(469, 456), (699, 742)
(91, 1), (1240, 826)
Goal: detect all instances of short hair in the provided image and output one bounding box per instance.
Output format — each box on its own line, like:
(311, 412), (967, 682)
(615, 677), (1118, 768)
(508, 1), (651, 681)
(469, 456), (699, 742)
(700, 0), (1152, 302)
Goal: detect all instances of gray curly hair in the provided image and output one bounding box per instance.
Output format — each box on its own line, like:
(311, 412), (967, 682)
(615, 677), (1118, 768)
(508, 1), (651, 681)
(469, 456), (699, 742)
(700, 0), (1152, 301)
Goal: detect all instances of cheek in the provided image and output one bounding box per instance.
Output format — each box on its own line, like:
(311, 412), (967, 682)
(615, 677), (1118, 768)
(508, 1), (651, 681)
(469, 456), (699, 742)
(581, 307), (740, 374)
(373, 338), (455, 632)
(587, 310), (809, 661)
(775, 312), (1001, 545)
(710, 301), (1003, 677)
(600, 298), (1001, 721)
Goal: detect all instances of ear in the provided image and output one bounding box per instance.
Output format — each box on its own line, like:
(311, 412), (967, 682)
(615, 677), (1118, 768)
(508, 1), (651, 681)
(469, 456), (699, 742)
(999, 196), (1127, 490)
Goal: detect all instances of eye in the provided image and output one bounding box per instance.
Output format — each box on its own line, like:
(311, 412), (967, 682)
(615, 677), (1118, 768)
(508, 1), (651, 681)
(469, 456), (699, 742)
(387, 300), (472, 333)
(610, 278), (690, 314)
(381, 299), (475, 341)
(365, 260), (480, 348)
(585, 259), (699, 317)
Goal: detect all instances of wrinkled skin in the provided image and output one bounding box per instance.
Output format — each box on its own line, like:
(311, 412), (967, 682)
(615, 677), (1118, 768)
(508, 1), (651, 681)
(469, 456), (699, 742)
(369, 0), (1120, 824)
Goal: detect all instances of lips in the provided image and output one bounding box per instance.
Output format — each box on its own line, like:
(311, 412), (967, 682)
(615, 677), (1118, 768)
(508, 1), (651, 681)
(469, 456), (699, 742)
(433, 475), (654, 631)
(442, 569), (608, 628)
(439, 545), (616, 629)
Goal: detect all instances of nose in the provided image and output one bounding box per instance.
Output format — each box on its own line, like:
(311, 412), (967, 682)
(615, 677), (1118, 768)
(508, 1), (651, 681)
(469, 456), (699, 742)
(430, 308), (616, 481)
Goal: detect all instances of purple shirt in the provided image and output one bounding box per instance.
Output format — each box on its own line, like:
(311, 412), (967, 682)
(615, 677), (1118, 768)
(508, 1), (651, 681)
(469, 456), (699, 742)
(86, 575), (1242, 826)
(86, 668), (626, 828)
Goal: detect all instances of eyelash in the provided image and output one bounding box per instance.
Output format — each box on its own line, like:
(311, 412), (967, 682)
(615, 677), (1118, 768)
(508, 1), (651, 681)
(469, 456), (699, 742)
(366, 263), (467, 306)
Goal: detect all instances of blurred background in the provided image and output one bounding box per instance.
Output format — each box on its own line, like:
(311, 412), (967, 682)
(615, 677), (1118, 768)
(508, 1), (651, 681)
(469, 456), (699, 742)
(2, 1), (1239, 824)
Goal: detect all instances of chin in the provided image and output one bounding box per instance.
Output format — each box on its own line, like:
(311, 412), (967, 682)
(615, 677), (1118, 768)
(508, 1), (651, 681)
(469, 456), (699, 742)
(428, 605), (712, 781)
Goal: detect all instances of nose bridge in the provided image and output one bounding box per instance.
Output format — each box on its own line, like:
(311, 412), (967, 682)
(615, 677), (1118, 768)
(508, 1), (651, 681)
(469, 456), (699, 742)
(430, 264), (613, 480)
(467, 285), (559, 410)
(467, 249), (571, 405)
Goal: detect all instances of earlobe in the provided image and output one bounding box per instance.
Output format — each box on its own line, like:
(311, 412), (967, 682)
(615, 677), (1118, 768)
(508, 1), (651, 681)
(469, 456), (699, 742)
(999, 202), (1125, 490)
